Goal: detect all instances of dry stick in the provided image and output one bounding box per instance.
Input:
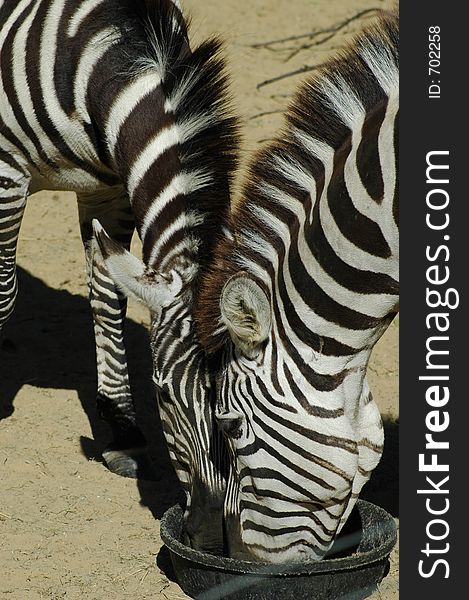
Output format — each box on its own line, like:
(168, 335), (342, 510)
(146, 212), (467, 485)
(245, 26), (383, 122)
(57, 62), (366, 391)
(257, 137), (276, 145)
(284, 7), (382, 61)
(285, 30), (337, 62)
(250, 7), (381, 49)
(289, 6), (382, 58)
(255, 8), (382, 89)
(257, 63), (324, 90)
(259, 29), (347, 61)
(249, 109), (284, 120)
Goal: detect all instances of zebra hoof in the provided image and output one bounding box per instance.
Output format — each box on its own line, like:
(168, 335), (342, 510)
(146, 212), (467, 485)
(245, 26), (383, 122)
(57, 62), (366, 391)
(102, 445), (155, 479)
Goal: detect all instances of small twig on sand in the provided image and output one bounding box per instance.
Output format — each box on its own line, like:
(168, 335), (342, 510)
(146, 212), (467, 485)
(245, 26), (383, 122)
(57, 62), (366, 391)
(139, 565), (152, 585)
(285, 8), (382, 60)
(250, 8), (381, 51)
(284, 31), (337, 61)
(257, 63), (324, 90)
(270, 93), (293, 99)
(255, 8), (383, 89)
(249, 109), (284, 120)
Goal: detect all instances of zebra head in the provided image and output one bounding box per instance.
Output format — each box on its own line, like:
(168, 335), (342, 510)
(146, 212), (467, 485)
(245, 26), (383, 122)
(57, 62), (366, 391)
(83, 0), (239, 556)
(210, 272), (375, 563)
(92, 220), (227, 554)
(195, 10), (398, 564)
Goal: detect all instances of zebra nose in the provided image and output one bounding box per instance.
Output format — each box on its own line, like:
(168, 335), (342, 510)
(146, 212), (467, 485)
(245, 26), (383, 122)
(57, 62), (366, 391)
(184, 527), (224, 555)
(224, 512), (252, 560)
(183, 509), (224, 555)
(183, 480), (225, 555)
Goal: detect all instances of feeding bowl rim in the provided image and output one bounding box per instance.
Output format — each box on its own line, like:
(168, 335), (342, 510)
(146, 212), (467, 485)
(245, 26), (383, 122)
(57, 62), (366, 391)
(160, 500), (397, 576)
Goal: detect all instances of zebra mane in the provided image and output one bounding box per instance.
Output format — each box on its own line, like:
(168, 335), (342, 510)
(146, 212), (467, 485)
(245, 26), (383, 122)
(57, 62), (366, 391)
(127, 0), (239, 271)
(195, 10), (399, 353)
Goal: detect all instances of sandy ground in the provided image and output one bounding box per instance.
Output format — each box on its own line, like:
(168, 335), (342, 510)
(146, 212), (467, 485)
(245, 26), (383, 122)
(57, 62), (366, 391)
(0, 1), (397, 599)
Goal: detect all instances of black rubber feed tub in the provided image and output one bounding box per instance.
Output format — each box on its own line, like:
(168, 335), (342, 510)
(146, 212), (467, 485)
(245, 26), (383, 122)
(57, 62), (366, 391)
(160, 500), (397, 600)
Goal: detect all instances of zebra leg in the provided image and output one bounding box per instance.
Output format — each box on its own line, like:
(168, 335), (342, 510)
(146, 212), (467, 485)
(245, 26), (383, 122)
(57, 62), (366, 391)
(0, 153), (29, 333)
(78, 190), (147, 478)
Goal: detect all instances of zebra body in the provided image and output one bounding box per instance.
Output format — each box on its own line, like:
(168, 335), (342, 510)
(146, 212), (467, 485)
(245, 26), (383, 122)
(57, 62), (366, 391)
(1, 0), (237, 552)
(196, 11), (399, 562)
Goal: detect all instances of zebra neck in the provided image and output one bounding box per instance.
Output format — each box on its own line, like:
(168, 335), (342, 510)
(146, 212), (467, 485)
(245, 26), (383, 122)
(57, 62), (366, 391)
(89, 62), (198, 272)
(85, 2), (237, 276)
(195, 11), (398, 357)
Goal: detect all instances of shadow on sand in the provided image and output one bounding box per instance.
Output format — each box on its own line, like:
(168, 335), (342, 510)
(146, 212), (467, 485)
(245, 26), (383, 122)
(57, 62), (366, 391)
(0, 266), (184, 521)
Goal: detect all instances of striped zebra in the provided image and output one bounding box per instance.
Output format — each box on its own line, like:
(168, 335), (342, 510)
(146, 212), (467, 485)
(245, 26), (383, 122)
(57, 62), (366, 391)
(196, 11), (399, 562)
(0, 0), (237, 552)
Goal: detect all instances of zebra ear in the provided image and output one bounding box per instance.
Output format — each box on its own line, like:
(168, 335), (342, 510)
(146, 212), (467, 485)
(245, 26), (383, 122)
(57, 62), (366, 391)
(220, 273), (271, 357)
(92, 220), (182, 312)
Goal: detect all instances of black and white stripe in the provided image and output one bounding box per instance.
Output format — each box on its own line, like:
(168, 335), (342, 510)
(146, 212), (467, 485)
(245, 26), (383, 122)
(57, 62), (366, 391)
(1, 0), (238, 552)
(197, 11), (398, 562)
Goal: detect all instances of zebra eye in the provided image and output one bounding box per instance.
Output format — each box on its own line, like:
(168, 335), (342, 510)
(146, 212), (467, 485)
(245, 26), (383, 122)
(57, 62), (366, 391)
(216, 412), (244, 438)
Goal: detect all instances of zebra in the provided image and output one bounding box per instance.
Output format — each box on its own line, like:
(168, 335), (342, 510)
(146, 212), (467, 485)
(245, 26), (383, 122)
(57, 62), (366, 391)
(0, 0), (238, 553)
(196, 11), (399, 562)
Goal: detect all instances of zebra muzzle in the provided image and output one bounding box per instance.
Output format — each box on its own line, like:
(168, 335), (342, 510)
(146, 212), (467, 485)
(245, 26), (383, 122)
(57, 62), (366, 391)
(183, 480), (225, 555)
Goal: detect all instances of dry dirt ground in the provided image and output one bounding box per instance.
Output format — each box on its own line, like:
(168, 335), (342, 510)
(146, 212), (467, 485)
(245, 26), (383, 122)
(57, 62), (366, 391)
(0, 1), (398, 598)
